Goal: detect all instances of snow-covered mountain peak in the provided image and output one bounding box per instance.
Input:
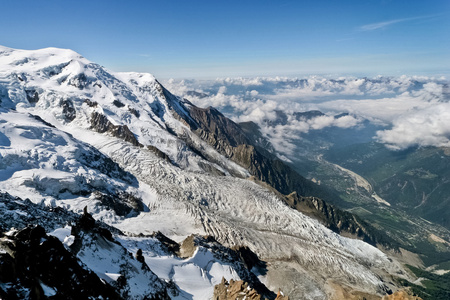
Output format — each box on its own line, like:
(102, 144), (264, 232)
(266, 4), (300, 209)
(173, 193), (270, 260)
(117, 71), (157, 86)
(0, 46), (250, 177)
(0, 46), (414, 299)
(0, 46), (88, 75)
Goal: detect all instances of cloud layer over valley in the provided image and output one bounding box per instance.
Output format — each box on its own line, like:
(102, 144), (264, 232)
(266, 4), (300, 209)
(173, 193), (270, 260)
(163, 76), (449, 154)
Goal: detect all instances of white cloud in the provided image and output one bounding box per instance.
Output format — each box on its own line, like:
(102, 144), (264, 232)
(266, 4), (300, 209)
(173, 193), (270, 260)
(376, 103), (450, 150)
(308, 115), (335, 130)
(221, 77), (264, 86)
(316, 83), (443, 124)
(333, 115), (361, 128)
(161, 76), (449, 153)
(358, 14), (439, 32)
(217, 86), (227, 94)
(360, 19), (406, 31)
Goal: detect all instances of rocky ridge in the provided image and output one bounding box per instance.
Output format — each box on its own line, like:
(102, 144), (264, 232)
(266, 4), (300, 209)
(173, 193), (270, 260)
(213, 278), (290, 300)
(166, 94), (396, 249)
(0, 225), (122, 300)
(0, 192), (275, 299)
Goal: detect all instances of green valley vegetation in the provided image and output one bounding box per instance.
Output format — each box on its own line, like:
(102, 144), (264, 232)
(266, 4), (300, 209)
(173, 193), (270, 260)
(396, 265), (450, 300)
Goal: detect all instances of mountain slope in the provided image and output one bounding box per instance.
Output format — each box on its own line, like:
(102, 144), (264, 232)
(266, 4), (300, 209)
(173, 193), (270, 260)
(326, 143), (450, 228)
(0, 45), (412, 299)
(161, 91), (390, 247)
(0, 192), (269, 299)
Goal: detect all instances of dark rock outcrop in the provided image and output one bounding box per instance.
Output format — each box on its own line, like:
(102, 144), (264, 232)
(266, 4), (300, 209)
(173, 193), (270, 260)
(188, 105), (250, 150)
(25, 88), (39, 104)
(62, 99), (76, 122)
(213, 278), (290, 300)
(169, 95), (322, 194)
(68, 209), (170, 300)
(90, 111), (142, 147)
(213, 278), (262, 300)
(69, 206), (118, 254)
(147, 145), (171, 162)
(285, 192), (399, 249)
(93, 191), (144, 217)
(231, 245), (264, 271)
(68, 73), (88, 89)
(0, 225), (121, 300)
(0, 192), (78, 233)
(239, 121), (275, 157)
(186, 90), (209, 99)
(113, 100), (125, 108)
(29, 113), (56, 128)
(0, 199), (170, 300)
(128, 106), (140, 117)
(151, 231), (180, 255)
(84, 99), (98, 107)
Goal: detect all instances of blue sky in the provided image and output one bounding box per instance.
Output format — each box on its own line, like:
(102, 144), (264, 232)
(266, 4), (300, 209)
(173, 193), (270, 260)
(1, 0), (449, 78)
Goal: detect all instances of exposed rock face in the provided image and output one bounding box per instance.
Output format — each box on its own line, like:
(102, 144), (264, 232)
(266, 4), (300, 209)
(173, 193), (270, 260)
(25, 88), (39, 104)
(160, 84), (397, 249)
(69, 208), (170, 300)
(231, 144), (321, 196)
(69, 206), (117, 254)
(84, 99), (98, 107)
(256, 109), (324, 127)
(180, 235), (275, 299)
(90, 109), (171, 164)
(213, 278), (263, 300)
(61, 99), (76, 122)
(238, 121), (275, 157)
(169, 92), (324, 197)
(68, 73), (88, 89)
(135, 248), (146, 265)
(382, 290), (423, 300)
(213, 278), (290, 300)
(232, 245), (263, 271)
(113, 99), (125, 108)
(93, 191), (144, 217)
(150, 231), (180, 255)
(128, 106), (140, 117)
(275, 290), (289, 300)
(179, 234), (196, 258)
(147, 145), (171, 162)
(0, 194), (170, 300)
(0, 225), (121, 300)
(186, 90), (209, 98)
(285, 192), (399, 248)
(0, 192), (78, 231)
(188, 106), (250, 150)
(90, 111), (142, 147)
(293, 110), (325, 121)
(30, 113), (56, 128)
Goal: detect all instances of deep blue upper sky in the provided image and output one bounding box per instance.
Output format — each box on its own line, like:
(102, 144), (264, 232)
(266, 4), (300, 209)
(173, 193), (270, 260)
(1, 0), (449, 78)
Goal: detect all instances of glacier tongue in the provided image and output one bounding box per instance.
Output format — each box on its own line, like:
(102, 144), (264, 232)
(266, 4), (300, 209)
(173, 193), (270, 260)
(0, 45), (409, 299)
(92, 137), (402, 298)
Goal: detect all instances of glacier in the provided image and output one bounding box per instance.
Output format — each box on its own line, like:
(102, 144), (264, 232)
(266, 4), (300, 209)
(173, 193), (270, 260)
(0, 45), (412, 299)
